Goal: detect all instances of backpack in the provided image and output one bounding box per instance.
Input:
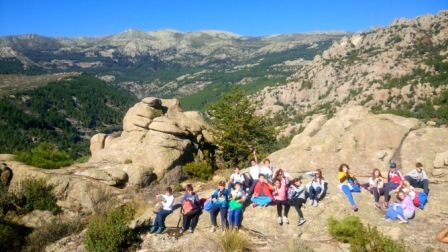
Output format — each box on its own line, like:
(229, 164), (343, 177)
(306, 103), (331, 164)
(182, 200), (197, 214)
(418, 192), (428, 210)
(412, 192), (421, 207)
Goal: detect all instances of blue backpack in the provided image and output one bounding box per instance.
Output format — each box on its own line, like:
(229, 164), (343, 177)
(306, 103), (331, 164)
(418, 192), (428, 210)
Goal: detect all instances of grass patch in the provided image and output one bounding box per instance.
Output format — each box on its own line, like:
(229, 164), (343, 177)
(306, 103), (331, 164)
(218, 230), (252, 252)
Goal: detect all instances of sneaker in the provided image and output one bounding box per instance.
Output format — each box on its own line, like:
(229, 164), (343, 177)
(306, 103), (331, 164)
(384, 202), (389, 207)
(179, 228), (185, 234)
(156, 227), (164, 234)
(313, 201), (318, 207)
(308, 200), (314, 206)
(277, 217), (283, 225)
(298, 219), (306, 226)
(283, 216), (289, 224)
(352, 205), (359, 212)
(252, 203), (258, 208)
(149, 226), (157, 234)
(210, 226), (216, 233)
(399, 220), (408, 224)
(189, 228), (194, 233)
(374, 202), (381, 209)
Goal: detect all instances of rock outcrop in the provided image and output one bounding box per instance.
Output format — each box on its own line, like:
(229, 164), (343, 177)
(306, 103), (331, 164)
(88, 97), (211, 187)
(269, 106), (448, 181)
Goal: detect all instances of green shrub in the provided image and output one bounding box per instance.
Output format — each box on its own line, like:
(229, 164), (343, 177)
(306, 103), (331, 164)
(328, 216), (364, 243)
(16, 178), (60, 214)
(84, 204), (136, 252)
(24, 218), (85, 252)
(183, 159), (213, 182)
(218, 230), (251, 252)
(351, 225), (407, 252)
(15, 142), (72, 169)
(328, 216), (407, 252)
(0, 220), (31, 252)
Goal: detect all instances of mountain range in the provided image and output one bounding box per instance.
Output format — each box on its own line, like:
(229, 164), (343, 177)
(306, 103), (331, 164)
(0, 29), (347, 106)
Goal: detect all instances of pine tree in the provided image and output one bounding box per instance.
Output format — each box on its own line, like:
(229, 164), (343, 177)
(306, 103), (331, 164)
(207, 87), (277, 166)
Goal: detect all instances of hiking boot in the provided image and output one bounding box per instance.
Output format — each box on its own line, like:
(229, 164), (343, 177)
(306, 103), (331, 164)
(374, 202), (381, 209)
(277, 217), (283, 225)
(352, 205), (359, 212)
(283, 216), (289, 224)
(210, 226), (216, 233)
(313, 201), (318, 207)
(189, 228), (194, 233)
(179, 228), (185, 234)
(149, 226), (157, 234)
(156, 227), (164, 234)
(308, 200), (314, 206)
(298, 219), (306, 226)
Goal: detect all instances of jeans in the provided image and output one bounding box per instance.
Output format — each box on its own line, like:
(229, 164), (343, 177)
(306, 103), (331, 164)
(341, 185), (358, 206)
(251, 196), (272, 206)
(289, 198), (305, 218)
(405, 176), (429, 195)
(228, 208), (243, 227)
(276, 200), (290, 217)
(309, 186), (322, 201)
(370, 187), (390, 203)
(210, 204), (228, 230)
(154, 209), (172, 229)
(182, 210), (201, 230)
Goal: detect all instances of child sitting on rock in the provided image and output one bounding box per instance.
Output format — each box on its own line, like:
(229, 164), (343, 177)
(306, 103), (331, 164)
(385, 190), (415, 224)
(306, 169), (326, 207)
(228, 182), (246, 230)
(287, 178), (306, 226)
(273, 170), (290, 225)
(250, 174), (274, 207)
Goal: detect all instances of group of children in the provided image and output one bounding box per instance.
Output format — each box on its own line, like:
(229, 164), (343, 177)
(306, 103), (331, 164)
(150, 157), (430, 234)
(338, 162), (430, 224)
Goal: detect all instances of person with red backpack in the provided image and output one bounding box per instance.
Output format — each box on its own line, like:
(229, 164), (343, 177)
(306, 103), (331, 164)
(179, 184), (201, 234)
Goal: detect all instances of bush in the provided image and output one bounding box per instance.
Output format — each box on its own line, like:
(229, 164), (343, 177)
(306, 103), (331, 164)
(15, 142), (72, 169)
(328, 216), (364, 243)
(16, 178), (60, 214)
(218, 230), (251, 252)
(328, 216), (407, 252)
(0, 220), (31, 252)
(24, 218), (85, 252)
(84, 204), (136, 252)
(183, 159), (214, 182)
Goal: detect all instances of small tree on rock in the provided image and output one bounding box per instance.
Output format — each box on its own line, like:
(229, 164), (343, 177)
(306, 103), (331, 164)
(206, 87), (277, 166)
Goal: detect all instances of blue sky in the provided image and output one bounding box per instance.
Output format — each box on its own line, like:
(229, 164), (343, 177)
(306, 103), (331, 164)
(0, 0), (446, 37)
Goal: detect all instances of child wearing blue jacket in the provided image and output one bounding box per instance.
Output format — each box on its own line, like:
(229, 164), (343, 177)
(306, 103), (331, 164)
(209, 181), (229, 232)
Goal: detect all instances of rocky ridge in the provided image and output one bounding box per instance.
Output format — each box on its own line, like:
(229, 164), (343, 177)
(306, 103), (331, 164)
(256, 10), (448, 132)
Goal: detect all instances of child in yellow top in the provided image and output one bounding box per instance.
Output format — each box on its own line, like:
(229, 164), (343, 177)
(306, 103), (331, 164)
(337, 164), (360, 212)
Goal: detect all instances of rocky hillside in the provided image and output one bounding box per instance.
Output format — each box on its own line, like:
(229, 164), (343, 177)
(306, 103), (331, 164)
(0, 30), (346, 102)
(2, 98), (448, 251)
(256, 10), (448, 132)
